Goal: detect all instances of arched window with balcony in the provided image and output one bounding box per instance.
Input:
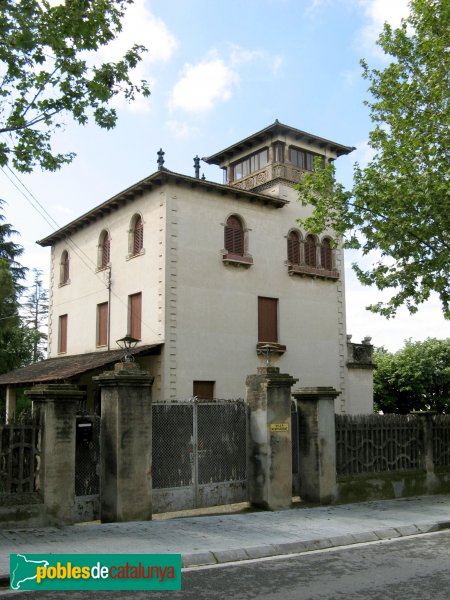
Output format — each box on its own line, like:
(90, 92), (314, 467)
(224, 215), (244, 256)
(321, 238), (333, 270)
(60, 250), (70, 285)
(287, 230), (301, 265)
(98, 230), (111, 269)
(304, 234), (317, 267)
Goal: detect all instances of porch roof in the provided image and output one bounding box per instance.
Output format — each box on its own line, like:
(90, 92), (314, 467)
(0, 345), (162, 387)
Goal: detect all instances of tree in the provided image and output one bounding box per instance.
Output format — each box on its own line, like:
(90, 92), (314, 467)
(296, 0), (450, 318)
(374, 338), (450, 414)
(20, 268), (48, 362)
(0, 202), (35, 373)
(0, 0), (150, 173)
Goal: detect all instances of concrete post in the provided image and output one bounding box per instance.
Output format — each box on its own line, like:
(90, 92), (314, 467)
(26, 384), (84, 525)
(94, 362), (154, 523)
(292, 387), (340, 504)
(5, 386), (16, 424)
(246, 366), (298, 510)
(411, 412), (438, 488)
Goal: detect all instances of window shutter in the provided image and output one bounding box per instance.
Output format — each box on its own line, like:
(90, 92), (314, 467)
(321, 239), (333, 270)
(102, 234), (110, 268)
(97, 302), (108, 346)
(133, 217), (143, 255)
(225, 216), (244, 255)
(258, 297), (278, 343)
(305, 235), (316, 267)
(59, 315), (68, 353)
(287, 232), (300, 265)
(129, 293), (142, 340)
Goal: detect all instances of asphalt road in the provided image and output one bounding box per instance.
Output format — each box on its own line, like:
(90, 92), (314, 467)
(2, 530), (450, 599)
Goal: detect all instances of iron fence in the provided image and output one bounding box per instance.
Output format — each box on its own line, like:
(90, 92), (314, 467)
(0, 420), (40, 494)
(432, 415), (450, 468)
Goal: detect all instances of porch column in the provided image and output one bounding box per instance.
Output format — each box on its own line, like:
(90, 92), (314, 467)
(246, 366), (298, 510)
(292, 387), (340, 504)
(94, 362), (154, 523)
(5, 385), (16, 423)
(26, 384), (84, 525)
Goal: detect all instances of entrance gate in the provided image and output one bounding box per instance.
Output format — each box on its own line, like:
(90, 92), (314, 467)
(152, 399), (247, 513)
(74, 414), (100, 522)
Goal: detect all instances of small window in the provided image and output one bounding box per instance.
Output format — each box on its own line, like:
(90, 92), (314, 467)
(321, 238), (333, 270)
(304, 235), (317, 267)
(233, 148), (269, 181)
(129, 214), (144, 257)
(60, 250), (70, 285)
(97, 302), (108, 347)
(258, 297), (278, 344)
(273, 142), (285, 163)
(224, 216), (244, 256)
(287, 231), (301, 265)
(58, 314), (68, 353)
(128, 292), (142, 340)
(289, 147), (317, 171)
(193, 381), (215, 400)
(99, 230), (111, 269)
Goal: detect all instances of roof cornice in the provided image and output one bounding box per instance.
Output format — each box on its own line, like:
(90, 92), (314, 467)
(37, 169), (287, 246)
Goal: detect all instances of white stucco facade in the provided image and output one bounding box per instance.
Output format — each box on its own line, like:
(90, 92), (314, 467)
(41, 122), (374, 412)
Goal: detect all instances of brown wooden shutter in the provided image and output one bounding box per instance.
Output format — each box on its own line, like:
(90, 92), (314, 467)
(133, 217), (143, 255)
(225, 216), (244, 255)
(97, 302), (108, 346)
(287, 231), (300, 265)
(321, 239), (332, 270)
(305, 235), (317, 266)
(129, 292), (142, 340)
(193, 381), (215, 400)
(59, 314), (68, 353)
(101, 233), (110, 268)
(258, 297), (278, 343)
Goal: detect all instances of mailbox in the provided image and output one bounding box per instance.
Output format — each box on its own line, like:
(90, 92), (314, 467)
(76, 417), (93, 444)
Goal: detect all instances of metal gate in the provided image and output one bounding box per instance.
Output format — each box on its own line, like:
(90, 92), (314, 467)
(74, 414), (100, 522)
(152, 399), (247, 513)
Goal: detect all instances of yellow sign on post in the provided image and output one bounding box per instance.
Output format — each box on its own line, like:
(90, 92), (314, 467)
(269, 423), (289, 432)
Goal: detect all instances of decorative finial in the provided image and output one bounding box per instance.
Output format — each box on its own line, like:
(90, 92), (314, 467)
(201, 173), (206, 180)
(193, 155), (200, 179)
(157, 148), (165, 170)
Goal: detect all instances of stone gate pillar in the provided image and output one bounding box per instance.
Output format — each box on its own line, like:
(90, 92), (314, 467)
(94, 362), (154, 523)
(26, 383), (84, 525)
(246, 366), (298, 510)
(292, 387), (340, 504)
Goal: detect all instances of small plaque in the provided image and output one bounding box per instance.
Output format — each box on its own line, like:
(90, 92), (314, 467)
(269, 423), (289, 432)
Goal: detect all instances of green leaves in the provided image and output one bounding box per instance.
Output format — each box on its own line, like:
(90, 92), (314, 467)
(374, 339), (450, 413)
(297, 0), (450, 318)
(0, 0), (150, 172)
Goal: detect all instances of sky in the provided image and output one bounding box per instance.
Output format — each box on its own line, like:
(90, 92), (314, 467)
(1, 0), (449, 352)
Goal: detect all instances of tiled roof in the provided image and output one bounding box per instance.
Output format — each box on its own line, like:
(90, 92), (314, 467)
(0, 345), (162, 386)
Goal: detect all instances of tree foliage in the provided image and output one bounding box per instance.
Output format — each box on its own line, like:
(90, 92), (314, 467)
(296, 0), (450, 318)
(0, 0), (150, 173)
(374, 338), (450, 414)
(0, 201), (35, 373)
(20, 268), (48, 362)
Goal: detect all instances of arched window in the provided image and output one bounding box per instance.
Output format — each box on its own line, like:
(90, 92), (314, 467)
(321, 238), (333, 270)
(132, 215), (143, 256)
(99, 230), (111, 269)
(224, 215), (244, 256)
(287, 231), (301, 265)
(304, 234), (317, 267)
(60, 250), (69, 284)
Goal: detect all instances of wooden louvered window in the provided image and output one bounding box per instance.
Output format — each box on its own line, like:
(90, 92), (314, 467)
(133, 216), (143, 255)
(258, 297), (278, 344)
(100, 231), (110, 269)
(58, 314), (68, 353)
(97, 302), (108, 347)
(224, 216), (244, 256)
(60, 251), (69, 284)
(321, 238), (333, 270)
(128, 292), (142, 340)
(304, 235), (317, 267)
(287, 231), (300, 265)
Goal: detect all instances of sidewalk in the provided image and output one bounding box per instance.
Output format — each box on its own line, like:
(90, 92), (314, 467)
(1, 495), (449, 580)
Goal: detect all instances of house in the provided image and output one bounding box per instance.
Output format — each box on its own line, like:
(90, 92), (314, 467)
(0, 121), (374, 414)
